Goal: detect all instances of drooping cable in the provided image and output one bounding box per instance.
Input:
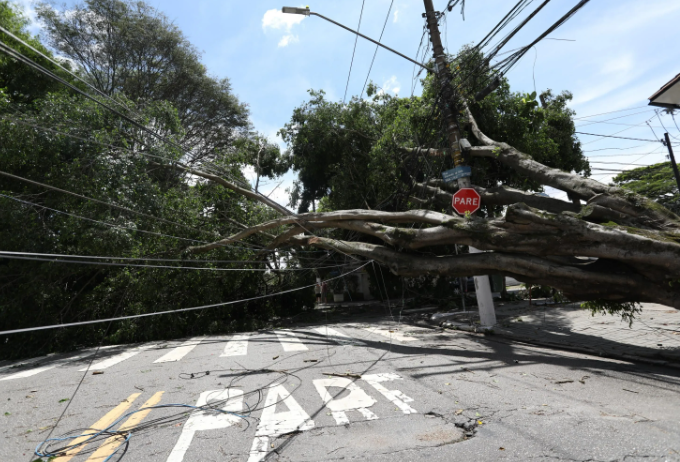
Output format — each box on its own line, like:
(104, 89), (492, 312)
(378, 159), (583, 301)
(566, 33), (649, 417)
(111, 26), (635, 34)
(343, 0), (366, 104)
(0, 261), (371, 335)
(360, 0), (394, 99)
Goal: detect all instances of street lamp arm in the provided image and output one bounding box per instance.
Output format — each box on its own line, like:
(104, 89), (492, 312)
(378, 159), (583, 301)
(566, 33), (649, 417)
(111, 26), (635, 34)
(281, 6), (431, 71)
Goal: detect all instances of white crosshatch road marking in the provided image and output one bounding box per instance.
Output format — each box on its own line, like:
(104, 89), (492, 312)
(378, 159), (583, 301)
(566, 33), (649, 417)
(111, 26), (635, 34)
(79, 344), (156, 371)
(0, 354), (90, 381)
(275, 330), (308, 351)
(313, 326), (366, 346)
(154, 338), (203, 363)
(220, 334), (249, 357)
(0, 356), (46, 375)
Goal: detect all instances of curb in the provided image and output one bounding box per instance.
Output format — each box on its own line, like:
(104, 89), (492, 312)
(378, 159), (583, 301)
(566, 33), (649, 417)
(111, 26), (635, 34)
(412, 317), (680, 370)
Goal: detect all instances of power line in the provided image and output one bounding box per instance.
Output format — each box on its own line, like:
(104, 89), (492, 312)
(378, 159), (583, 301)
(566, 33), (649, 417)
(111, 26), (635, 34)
(576, 109), (657, 127)
(343, 0), (366, 103)
(0, 253), (348, 272)
(575, 132), (661, 143)
(0, 262), (371, 336)
(573, 105), (650, 120)
(0, 113), (248, 187)
(0, 192), (258, 248)
(0, 25), (137, 117)
(0, 251), (316, 265)
(0, 170), (201, 232)
(0, 38), (273, 199)
(360, 0), (394, 99)
(491, 0), (591, 77)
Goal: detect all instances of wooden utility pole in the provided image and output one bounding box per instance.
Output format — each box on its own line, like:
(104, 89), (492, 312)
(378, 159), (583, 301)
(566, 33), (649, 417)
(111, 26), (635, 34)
(423, 0), (496, 326)
(664, 132), (680, 195)
(422, 0), (470, 189)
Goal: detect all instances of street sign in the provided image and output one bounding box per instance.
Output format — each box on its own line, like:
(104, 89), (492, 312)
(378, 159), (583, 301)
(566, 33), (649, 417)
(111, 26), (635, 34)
(452, 188), (481, 215)
(442, 166), (471, 183)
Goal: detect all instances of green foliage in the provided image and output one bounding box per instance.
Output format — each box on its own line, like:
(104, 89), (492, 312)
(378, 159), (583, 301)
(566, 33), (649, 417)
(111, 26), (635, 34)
(581, 300), (642, 327)
(0, 1), (67, 102)
(280, 46), (589, 216)
(613, 161), (680, 215)
(0, 1), (310, 360)
(37, 0), (253, 165)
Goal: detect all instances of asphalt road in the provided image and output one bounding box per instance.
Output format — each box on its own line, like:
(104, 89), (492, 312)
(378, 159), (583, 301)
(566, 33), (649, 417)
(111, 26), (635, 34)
(1, 316), (679, 461)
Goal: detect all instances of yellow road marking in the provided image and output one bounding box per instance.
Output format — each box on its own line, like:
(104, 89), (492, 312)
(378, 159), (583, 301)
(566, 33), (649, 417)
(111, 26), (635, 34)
(54, 393), (141, 461)
(85, 391), (165, 461)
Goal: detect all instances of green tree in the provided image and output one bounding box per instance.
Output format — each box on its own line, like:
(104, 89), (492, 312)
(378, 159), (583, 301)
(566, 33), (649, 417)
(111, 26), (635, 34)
(613, 161), (680, 214)
(37, 0), (250, 165)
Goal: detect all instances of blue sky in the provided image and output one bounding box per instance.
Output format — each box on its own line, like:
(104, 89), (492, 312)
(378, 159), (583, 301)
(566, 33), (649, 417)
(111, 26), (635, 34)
(13, 0), (680, 204)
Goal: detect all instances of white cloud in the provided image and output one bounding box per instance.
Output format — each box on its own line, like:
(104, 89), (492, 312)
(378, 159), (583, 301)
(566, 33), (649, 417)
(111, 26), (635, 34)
(381, 76), (401, 95)
(12, 0), (42, 34)
(278, 34), (299, 48)
(262, 8), (305, 32)
(262, 8), (305, 48)
(393, 10), (399, 23)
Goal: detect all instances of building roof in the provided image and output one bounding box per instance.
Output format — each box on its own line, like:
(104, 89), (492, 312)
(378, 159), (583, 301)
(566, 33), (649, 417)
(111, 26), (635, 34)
(649, 72), (680, 109)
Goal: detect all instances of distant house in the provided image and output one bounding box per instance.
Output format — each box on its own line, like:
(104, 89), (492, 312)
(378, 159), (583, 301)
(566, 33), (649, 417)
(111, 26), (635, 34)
(649, 73), (680, 109)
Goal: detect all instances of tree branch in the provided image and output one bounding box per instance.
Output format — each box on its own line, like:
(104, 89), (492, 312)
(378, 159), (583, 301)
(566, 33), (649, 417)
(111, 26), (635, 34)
(153, 161), (294, 216)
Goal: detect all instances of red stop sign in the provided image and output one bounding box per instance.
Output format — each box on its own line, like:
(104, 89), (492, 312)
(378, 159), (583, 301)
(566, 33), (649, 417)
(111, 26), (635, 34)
(452, 188), (481, 215)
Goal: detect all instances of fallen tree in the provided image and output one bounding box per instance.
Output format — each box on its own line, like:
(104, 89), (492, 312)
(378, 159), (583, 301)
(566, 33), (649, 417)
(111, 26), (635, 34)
(170, 63), (680, 311)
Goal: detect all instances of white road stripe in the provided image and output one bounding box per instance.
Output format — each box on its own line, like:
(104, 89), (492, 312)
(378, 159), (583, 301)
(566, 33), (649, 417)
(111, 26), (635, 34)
(154, 338), (203, 363)
(79, 345), (155, 371)
(0, 356), (45, 375)
(0, 354), (89, 381)
(275, 330), (308, 352)
(220, 334), (249, 357)
(313, 326), (365, 346)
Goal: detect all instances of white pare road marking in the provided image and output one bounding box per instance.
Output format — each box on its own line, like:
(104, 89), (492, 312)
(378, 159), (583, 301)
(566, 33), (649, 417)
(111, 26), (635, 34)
(313, 326), (365, 346)
(248, 385), (314, 462)
(313, 377), (378, 425)
(362, 373), (417, 414)
(79, 344), (155, 371)
(220, 334), (249, 357)
(0, 354), (89, 381)
(166, 389), (244, 462)
(275, 330), (308, 352)
(154, 338), (202, 363)
(361, 326), (417, 342)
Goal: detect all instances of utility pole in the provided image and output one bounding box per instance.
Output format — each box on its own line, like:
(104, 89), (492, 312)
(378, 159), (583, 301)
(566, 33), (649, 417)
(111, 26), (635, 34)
(423, 0), (496, 327)
(422, 0), (470, 189)
(664, 132), (680, 195)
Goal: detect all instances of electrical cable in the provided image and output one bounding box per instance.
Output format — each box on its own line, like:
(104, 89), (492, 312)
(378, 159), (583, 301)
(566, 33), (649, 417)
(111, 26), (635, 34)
(0, 170), (202, 232)
(0, 24), (140, 117)
(573, 105), (651, 120)
(0, 261), (371, 336)
(491, 0), (590, 77)
(575, 132), (661, 143)
(0, 253), (350, 272)
(360, 0), (394, 99)
(343, 0), (366, 104)
(0, 250), (322, 265)
(0, 38), (277, 201)
(0, 192), (267, 250)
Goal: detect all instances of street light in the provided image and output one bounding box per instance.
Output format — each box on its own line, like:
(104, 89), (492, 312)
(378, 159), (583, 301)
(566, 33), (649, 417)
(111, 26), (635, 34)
(281, 6), (431, 71)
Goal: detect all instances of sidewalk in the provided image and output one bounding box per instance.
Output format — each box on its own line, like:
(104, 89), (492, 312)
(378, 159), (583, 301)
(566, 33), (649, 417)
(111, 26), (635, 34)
(417, 300), (680, 367)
